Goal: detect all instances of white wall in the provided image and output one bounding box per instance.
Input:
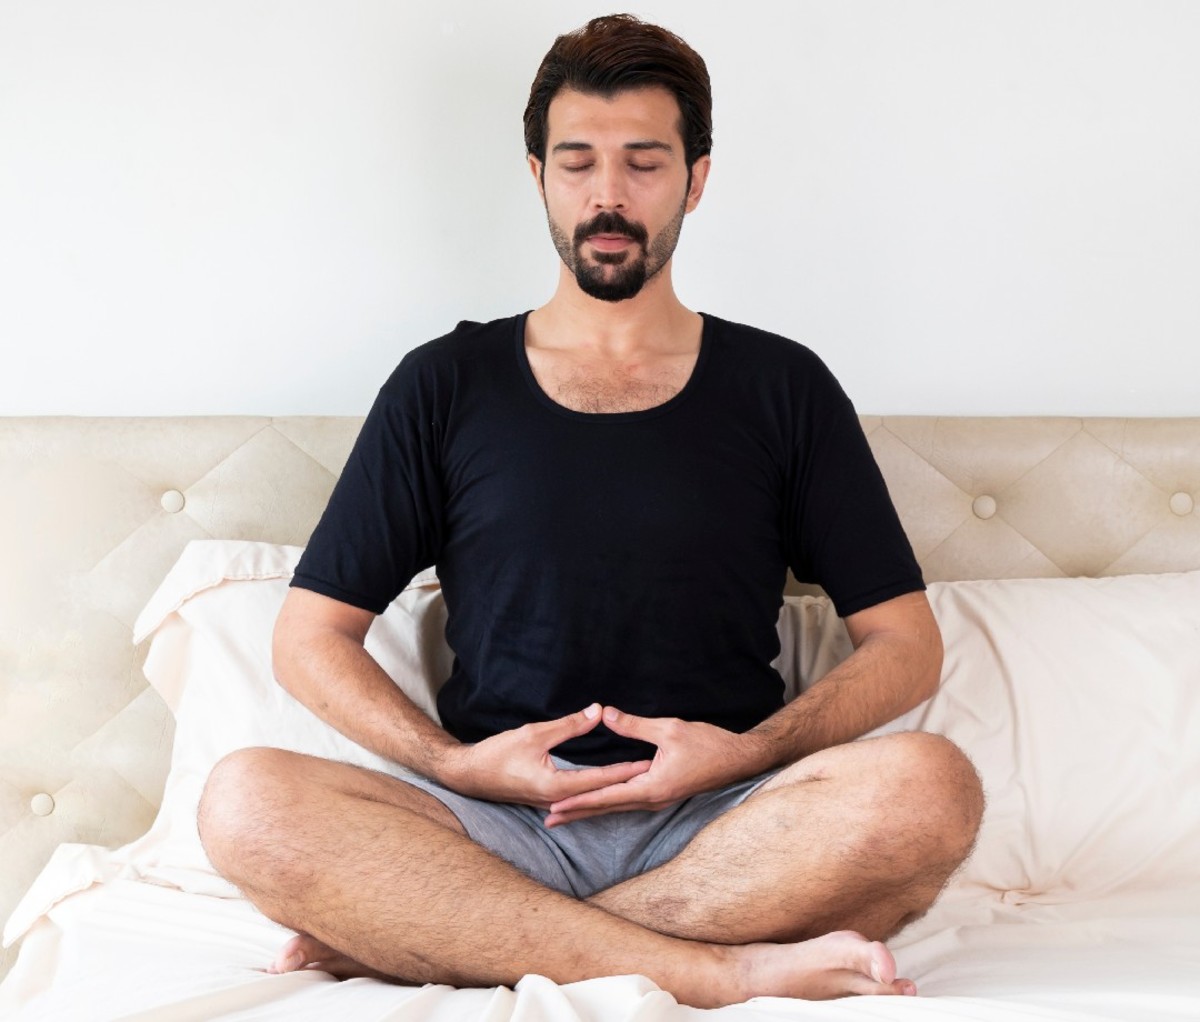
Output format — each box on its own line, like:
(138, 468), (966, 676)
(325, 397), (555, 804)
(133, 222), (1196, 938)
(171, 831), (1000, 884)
(2, 0), (1197, 416)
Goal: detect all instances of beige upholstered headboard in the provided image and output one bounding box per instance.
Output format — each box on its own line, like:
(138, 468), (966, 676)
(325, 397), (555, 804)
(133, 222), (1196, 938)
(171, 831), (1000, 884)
(2, 415), (1198, 978)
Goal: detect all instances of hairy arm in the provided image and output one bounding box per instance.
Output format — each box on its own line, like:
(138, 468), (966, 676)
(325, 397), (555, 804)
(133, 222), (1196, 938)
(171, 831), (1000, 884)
(272, 587), (651, 804)
(273, 588), (459, 777)
(545, 590), (942, 824)
(745, 589), (943, 769)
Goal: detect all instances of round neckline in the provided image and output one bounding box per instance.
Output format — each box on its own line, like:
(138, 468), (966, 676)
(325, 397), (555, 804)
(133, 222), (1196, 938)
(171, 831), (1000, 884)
(514, 311), (712, 423)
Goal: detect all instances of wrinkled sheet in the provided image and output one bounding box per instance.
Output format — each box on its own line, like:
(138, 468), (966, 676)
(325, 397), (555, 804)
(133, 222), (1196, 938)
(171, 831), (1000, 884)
(3, 876), (1199, 1021)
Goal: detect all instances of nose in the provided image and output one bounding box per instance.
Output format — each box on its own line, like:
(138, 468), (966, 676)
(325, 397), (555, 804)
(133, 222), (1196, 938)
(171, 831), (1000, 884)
(590, 158), (628, 212)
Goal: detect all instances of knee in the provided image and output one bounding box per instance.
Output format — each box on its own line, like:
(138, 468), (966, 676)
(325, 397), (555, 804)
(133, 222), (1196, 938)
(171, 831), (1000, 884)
(198, 746), (304, 880)
(875, 731), (985, 863)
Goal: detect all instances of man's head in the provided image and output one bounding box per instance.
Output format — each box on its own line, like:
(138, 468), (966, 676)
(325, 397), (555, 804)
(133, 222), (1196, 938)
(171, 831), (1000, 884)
(524, 14), (713, 179)
(525, 15), (713, 303)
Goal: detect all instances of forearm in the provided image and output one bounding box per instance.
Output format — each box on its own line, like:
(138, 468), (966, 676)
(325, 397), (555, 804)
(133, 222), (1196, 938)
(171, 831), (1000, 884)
(746, 628), (941, 772)
(273, 620), (459, 781)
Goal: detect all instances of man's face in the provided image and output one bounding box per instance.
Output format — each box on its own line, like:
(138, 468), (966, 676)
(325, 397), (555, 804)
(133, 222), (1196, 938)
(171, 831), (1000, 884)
(532, 86), (710, 303)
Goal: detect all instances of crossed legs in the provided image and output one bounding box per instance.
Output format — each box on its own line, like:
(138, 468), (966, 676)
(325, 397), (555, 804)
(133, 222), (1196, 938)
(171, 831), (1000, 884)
(198, 732), (983, 1007)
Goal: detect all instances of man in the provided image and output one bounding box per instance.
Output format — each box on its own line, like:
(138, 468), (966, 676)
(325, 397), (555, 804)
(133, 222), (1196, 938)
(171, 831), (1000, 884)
(198, 14), (983, 1008)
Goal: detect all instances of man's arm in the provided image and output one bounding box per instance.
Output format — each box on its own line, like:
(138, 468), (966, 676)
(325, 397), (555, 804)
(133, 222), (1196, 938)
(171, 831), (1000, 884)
(273, 588), (458, 777)
(272, 587), (652, 805)
(543, 589), (942, 825)
(746, 589), (943, 766)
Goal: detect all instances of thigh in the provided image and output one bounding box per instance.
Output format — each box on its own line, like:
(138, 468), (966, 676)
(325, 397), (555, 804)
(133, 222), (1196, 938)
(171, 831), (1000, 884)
(204, 748), (583, 895)
(749, 730), (980, 802)
(621, 766), (781, 880)
(275, 751), (590, 896)
(220, 747), (470, 835)
(592, 735), (922, 896)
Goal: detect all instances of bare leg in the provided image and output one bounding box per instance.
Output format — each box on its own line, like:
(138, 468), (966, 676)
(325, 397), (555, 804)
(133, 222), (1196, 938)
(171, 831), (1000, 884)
(199, 748), (914, 1006)
(588, 732), (985, 944)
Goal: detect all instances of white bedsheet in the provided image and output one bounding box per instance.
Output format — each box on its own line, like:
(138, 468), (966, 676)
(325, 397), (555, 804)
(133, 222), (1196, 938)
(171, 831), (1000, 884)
(3, 870), (1199, 1021)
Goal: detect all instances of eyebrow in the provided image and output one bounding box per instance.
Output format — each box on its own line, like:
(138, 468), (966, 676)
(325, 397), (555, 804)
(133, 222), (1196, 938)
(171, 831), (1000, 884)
(551, 140), (675, 155)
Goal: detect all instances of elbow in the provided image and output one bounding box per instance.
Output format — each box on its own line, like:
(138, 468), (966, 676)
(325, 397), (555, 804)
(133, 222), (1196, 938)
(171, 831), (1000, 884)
(270, 588), (376, 700)
(893, 607), (943, 713)
(272, 598), (319, 697)
(271, 613), (298, 694)
(918, 617), (944, 705)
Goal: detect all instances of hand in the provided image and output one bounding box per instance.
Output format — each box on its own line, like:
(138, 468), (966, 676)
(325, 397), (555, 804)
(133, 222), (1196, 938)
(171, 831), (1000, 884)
(543, 707), (772, 827)
(437, 703), (652, 810)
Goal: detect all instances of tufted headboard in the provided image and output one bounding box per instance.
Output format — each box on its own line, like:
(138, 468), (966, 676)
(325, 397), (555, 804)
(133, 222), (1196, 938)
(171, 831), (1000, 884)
(2, 415), (1199, 978)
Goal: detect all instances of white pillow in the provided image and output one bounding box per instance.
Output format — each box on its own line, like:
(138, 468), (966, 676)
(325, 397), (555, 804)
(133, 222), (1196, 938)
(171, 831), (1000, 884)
(124, 540), (452, 894)
(868, 573), (1200, 900)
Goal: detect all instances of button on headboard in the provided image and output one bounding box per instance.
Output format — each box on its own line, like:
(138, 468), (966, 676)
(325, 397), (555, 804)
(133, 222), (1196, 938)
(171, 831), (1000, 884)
(1, 415), (1198, 978)
(863, 417), (1200, 580)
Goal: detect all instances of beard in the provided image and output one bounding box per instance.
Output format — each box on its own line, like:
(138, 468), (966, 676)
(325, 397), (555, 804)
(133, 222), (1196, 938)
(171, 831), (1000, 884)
(547, 202), (686, 303)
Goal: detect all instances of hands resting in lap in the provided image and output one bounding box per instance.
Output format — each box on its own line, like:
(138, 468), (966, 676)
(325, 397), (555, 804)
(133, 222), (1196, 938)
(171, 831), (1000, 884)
(438, 704), (772, 827)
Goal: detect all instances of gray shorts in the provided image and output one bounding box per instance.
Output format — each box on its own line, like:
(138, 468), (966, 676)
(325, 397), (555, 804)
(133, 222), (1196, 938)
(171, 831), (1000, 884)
(399, 759), (779, 899)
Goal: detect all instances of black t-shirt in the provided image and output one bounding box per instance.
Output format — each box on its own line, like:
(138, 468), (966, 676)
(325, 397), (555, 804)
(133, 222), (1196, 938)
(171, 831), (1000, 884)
(292, 313), (925, 765)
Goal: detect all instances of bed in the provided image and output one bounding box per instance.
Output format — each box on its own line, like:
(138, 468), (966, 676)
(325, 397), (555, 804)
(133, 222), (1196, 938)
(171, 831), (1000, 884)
(1, 414), (1198, 1021)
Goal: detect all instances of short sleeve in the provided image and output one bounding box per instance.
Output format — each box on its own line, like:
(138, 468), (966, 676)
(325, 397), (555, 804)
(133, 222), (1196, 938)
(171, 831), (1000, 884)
(291, 358), (446, 615)
(784, 357), (924, 618)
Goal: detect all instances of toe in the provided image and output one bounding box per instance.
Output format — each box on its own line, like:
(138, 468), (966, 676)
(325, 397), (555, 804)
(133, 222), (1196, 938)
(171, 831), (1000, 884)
(825, 931), (897, 985)
(866, 941), (896, 985)
(269, 932), (335, 974)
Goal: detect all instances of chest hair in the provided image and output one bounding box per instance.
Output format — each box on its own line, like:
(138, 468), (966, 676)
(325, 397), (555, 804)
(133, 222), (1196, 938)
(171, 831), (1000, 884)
(531, 353), (697, 414)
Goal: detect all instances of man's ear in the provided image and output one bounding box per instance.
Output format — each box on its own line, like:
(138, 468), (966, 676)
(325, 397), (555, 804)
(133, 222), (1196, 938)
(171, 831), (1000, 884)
(684, 155), (712, 214)
(528, 154), (546, 202)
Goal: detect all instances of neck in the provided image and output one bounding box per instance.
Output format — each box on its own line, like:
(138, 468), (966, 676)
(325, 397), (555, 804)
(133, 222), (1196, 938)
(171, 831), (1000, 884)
(532, 260), (697, 357)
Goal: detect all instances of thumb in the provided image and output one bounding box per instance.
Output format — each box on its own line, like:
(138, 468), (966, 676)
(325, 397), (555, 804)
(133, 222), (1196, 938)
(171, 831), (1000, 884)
(600, 706), (662, 741)
(531, 703), (603, 746)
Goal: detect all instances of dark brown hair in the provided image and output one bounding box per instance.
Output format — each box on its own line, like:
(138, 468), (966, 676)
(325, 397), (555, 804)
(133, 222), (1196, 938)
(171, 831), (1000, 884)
(524, 14), (712, 170)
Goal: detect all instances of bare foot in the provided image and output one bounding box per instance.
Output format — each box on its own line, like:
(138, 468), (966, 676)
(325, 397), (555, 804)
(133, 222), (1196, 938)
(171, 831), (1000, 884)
(267, 929), (915, 1004)
(268, 932), (396, 982)
(718, 930), (917, 1005)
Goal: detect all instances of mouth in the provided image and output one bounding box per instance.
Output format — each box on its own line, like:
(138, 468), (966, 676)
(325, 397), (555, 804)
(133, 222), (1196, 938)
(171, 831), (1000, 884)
(586, 234), (636, 252)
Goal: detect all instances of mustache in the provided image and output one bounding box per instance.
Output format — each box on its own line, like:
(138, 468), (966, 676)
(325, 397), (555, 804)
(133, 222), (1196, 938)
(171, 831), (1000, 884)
(572, 211), (649, 248)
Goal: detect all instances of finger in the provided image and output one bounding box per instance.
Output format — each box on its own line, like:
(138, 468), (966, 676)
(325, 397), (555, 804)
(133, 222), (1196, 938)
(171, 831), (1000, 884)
(545, 805), (633, 827)
(600, 706), (668, 742)
(544, 798), (673, 827)
(547, 759), (652, 801)
(530, 703), (603, 746)
(545, 803), (648, 826)
(544, 807), (610, 827)
(550, 794), (675, 819)
(549, 774), (650, 815)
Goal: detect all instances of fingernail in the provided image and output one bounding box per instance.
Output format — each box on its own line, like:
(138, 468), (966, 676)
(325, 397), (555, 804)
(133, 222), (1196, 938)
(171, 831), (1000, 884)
(870, 962), (883, 984)
(903, 982), (918, 996)
(604, 707), (618, 722)
(584, 703), (599, 719)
